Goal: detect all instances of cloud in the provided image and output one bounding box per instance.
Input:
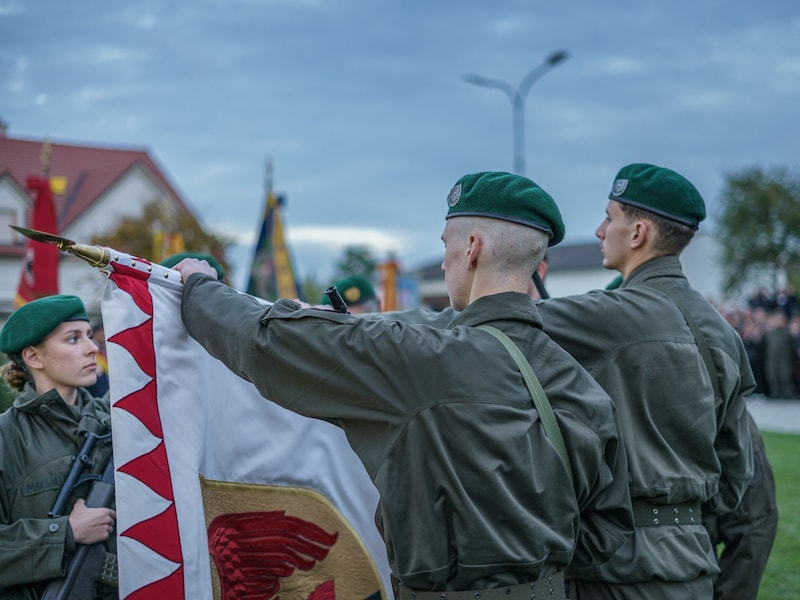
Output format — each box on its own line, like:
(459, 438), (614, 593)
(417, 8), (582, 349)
(0, 0), (24, 17)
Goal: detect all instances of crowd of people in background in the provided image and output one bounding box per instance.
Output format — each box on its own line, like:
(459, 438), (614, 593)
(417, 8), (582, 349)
(716, 286), (800, 400)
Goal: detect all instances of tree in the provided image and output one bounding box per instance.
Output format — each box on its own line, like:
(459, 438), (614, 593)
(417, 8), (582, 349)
(91, 200), (233, 279)
(716, 166), (800, 296)
(335, 245), (377, 281)
(301, 272), (325, 306)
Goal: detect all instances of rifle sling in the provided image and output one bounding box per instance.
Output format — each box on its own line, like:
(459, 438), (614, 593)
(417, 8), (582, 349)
(477, 325), (574, 486)
(642, 282), (723, 404)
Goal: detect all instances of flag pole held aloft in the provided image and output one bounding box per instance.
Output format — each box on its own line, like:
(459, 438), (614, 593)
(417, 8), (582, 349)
(10, 225), (111, 268)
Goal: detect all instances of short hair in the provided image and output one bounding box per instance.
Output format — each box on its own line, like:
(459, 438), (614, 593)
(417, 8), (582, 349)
(619, 203), (695, 255)
(481, 218), (549, 274)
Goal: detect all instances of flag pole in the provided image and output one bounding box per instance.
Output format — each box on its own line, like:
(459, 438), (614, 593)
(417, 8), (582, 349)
(10, 226), (111, 268)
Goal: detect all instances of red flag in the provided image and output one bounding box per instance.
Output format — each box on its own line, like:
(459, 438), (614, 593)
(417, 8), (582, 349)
(14, 175), (59, 305)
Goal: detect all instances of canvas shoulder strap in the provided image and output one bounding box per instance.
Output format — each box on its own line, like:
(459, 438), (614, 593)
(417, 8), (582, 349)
(642, 282), (723, 404)
(477, 324), (574, 485)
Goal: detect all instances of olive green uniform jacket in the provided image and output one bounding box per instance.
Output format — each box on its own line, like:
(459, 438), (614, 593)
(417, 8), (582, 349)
(181, 275), (633, 591)
(0, 384), (113, 599)
(536, 255), (754, 584)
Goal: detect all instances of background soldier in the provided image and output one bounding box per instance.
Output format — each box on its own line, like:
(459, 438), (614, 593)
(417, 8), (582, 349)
(536, 163), (754, 598)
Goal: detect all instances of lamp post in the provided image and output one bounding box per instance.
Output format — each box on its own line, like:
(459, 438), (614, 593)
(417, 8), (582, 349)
(464, 50), (569, 176)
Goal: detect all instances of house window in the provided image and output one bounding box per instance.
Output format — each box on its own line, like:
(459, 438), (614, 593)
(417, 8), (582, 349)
(0, 209), (18, 245)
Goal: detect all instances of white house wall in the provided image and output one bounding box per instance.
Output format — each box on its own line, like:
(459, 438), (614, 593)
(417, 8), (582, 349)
(1, 165), (181, 314)
(546, 270), (618, 298)
(58, 256), (108, 316)
(0, 176), (29, 246)
(545, 233), (723, 301)
(63, 164), (173, 241)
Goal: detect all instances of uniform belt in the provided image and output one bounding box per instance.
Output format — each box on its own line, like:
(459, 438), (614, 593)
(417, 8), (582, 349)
(632, 499), (701, 527)
(398, 571), (565, 600)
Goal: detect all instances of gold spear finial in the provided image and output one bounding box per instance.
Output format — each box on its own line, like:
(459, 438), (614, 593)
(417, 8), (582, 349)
(10, 225), (110, 268)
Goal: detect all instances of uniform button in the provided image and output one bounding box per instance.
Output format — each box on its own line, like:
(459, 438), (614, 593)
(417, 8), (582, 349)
(48, 523), (60, 532)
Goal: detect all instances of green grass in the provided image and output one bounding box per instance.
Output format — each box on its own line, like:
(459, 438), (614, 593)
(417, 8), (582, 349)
(758, 431), (800, 599)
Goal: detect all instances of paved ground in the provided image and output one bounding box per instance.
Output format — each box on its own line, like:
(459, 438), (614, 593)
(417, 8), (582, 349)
(747, 396), (800, 434)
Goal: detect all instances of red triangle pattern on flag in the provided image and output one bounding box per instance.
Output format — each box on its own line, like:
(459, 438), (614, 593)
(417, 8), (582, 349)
(110, 262), (154, 314)
(120, 502), (183, 563)
(114, 379), (163, 439)
(109, 262), (184, 598)
(117, 440), (174, 502)
(108, 322), (156, 380)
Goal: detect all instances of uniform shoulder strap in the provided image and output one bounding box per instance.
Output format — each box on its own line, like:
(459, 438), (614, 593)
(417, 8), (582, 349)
(642, 282), (724, 409)
(477, 324), (574, 485)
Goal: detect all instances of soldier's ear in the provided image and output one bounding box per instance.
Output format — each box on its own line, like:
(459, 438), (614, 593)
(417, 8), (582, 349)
(21, 346), (44, 370)
(466, 232), (483, 270)
(630, 220), (650, 249)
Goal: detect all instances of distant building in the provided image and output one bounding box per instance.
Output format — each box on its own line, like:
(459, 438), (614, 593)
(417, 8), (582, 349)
(410, 232), (725, 310)
(0, 126), (192, 318)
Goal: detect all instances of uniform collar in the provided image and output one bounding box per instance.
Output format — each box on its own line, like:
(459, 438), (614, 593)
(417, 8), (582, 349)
(14, 382), (91, 415)
(623, 255), (687, 288)
(449, 291), (544, 330)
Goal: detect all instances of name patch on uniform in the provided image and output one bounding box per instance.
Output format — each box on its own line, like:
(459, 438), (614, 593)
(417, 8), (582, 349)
(23, 473), (68, 497)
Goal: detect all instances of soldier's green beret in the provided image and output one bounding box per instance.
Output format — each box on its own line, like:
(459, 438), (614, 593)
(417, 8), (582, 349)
(445, 171), (565, 246)
(162, 252), (225, 281)
(609, 163), (706, 230)
(0, 295), (89, 354)
(321, 275), (376, 306)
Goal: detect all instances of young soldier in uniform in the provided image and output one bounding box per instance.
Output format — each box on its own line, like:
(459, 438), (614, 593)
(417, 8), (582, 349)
(174, 171), (632, 599)
(535, 163), (755, 599)
(0, 295), (116, 599)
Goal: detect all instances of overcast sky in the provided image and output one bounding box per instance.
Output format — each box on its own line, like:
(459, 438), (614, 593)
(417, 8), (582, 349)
(2, 0), (799, 288)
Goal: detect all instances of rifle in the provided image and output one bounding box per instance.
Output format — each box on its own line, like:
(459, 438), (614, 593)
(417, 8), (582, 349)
(43, 435), (116, 600)
(532, 271), (549, 299)
(325, 285), (350, 313)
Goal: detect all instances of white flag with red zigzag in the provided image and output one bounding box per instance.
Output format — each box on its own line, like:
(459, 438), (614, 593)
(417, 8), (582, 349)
(100, 251), (391, 600)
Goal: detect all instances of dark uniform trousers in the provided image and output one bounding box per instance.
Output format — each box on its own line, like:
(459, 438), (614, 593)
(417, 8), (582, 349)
(702, 413), (778, 600)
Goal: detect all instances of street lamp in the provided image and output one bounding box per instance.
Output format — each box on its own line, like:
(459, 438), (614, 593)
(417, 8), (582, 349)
(464, 50), (569, 176)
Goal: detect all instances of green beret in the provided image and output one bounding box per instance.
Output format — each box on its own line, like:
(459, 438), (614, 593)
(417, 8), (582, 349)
(609, 163), (705, 230)
(0, 295), (89, 354)
(321, 275), (377, 306)
(445, 171), (565, 246)
(162, 252), (225, 280)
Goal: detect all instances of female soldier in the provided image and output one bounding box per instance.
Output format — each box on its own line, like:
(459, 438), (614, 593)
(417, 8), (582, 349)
(0, 295), (115, 599)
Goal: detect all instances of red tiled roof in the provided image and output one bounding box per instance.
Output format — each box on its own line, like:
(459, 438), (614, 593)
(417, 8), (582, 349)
(0, 134), (190, 232)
